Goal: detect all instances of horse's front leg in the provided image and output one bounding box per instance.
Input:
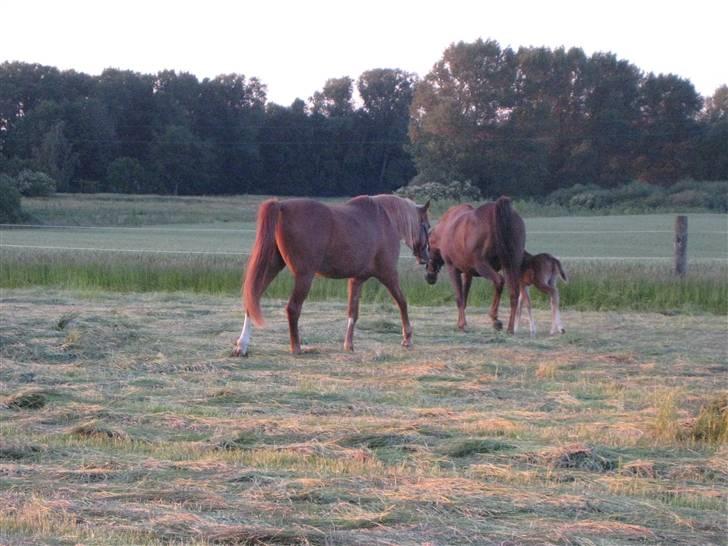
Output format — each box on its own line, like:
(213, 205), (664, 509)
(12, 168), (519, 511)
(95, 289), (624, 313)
(344, 277), (365, 351)
(379, 274), (412, 348)
(447, 266), (466, 330)
(286, 273), (314, 354)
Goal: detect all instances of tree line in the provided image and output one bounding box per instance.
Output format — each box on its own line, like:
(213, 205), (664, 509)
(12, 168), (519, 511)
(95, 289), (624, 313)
(1, 39), (726, 198)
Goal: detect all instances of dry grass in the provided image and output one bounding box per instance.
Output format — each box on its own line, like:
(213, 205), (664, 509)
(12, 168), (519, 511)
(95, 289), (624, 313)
(0, 288), (726, 545)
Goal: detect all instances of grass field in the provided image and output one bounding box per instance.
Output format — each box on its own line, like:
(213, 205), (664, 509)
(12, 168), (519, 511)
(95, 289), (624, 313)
(1, 290), (726, 545)
(1, 194), (727, 544)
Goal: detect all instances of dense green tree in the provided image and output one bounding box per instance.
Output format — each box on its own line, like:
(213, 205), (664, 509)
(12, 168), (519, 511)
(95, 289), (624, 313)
(105, 157), (147, 193)
(309, 77), (354, 117)
(635, 74), (702, 183)
(357, 69), (417, 192)
(33, 121), (78, 191)
(150, 125), (214, 195)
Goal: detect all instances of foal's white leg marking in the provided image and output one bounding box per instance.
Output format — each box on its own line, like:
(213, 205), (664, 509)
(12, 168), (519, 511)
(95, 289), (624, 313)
(514, 289), (523, 333)
(549, 286), (564, 335)
(237, 313), (252, 356)
(524, 287), (535, 337)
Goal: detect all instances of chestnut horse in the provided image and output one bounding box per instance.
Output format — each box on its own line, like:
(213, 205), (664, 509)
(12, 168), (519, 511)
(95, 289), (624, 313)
(425, 197), (525, 333)
(233, 195), (430, 356)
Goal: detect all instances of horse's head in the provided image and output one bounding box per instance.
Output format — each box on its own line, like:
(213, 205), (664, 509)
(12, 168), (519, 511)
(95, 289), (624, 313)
(412, 200), (431, 265)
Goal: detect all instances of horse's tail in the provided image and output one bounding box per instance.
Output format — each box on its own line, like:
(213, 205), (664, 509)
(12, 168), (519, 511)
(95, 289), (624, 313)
(555, 256), (568, 283)
(243, 199), (280, 327)
(494, 196), (522, 285)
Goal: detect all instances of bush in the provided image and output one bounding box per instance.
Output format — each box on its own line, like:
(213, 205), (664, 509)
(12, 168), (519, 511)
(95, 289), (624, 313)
(0, 174), (24, 222)
(545, 180), (728, 213)
(395, 179), (483, 202)
(15, 170), (56, 197)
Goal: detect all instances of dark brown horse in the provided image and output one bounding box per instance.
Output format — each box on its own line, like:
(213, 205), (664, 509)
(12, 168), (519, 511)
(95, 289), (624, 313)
(425, 197), (525, 333)
(233, 195), (430, 356)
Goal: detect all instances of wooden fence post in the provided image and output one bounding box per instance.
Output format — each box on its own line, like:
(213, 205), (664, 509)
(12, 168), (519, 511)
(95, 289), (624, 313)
(673, 215), (687, 278)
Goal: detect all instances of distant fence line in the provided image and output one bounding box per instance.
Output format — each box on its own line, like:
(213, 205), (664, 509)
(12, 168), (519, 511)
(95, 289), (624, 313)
(3, 243), (727, 262)
(1, 223), (725, 235)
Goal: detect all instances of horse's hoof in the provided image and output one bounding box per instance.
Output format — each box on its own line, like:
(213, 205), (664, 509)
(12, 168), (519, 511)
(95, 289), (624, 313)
(560, 328), (566, 334)
(401, 340), (412, 349)
(231, 346), (248, 357)
(493, 320), (503, 331)
(344, 344), (354, 352)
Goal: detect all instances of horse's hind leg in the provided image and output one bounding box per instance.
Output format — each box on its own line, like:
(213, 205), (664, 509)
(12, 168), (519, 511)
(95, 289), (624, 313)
(461, 272), (473, 330)
(234, 250), (285, 357)
(473, 260), (504, 331)
(286, 273), (314, 354)
(379, 274), (413, 348)
(344, 277), (365, 351)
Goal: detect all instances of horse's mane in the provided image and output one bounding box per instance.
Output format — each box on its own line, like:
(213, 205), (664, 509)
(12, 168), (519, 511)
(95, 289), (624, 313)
(370, 194), (420, 248)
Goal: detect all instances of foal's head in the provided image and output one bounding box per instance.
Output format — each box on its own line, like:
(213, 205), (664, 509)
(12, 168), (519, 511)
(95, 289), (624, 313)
(425, 247), (443, 284)
(424, 223), (443, 284)
(411, 200), (431, 265)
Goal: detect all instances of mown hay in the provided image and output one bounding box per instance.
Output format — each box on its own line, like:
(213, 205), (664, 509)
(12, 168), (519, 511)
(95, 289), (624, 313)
(446, 438), (516, 458)
(4, 390), (47, 410)
(68, 421), (127, 440)
(524, 443), (617, 472)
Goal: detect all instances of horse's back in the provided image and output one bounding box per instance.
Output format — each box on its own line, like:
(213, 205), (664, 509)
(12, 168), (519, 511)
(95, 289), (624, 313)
(275, 196), (389, 278)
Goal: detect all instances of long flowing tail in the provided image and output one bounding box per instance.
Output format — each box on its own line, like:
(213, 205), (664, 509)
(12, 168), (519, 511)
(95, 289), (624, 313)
(494, 196), (522, 288)
(243, 199), (280, 326)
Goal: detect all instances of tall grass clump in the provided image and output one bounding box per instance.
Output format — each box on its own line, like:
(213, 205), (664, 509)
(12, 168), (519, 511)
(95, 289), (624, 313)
(1, 249), (726, 314)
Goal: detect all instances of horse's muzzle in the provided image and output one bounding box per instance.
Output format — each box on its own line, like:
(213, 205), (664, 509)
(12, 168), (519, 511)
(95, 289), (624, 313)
(425, 271), (438, 285)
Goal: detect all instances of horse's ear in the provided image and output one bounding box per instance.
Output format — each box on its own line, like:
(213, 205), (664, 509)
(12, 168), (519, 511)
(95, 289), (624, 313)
(420, 199), (431, 212)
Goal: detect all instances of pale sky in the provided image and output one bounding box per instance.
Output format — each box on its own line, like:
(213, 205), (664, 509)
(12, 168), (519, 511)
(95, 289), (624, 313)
(2, 0), (726, 105)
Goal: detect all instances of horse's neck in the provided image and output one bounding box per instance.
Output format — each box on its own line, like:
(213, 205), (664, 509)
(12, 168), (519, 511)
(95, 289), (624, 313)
(372, 195), (417, 248)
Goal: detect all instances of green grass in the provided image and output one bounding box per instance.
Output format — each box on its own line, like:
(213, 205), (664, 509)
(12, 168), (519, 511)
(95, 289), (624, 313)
(1, 246), (726, 313)
(2, 195), (727, 313)
(0, 289), (726, 545)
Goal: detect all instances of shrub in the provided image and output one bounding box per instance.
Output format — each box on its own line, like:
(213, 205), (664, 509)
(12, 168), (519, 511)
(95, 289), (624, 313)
(0, 174), (23, 222)
(395, 179), (483, 202)
(15, 170), (56, 197)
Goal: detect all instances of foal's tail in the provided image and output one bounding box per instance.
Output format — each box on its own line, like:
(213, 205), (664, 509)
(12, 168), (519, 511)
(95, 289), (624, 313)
(554, 256), (568, 283)
(243, 199), (280, 327)
(494, 196), (523, 288)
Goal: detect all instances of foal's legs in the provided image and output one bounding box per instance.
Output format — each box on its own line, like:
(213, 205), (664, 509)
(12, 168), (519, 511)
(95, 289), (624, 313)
(378, 273), (413, 348)
(519, 286), (536, 336)
(547, 281), (565, 335)
(533, 278), (565, 335)
(344, 277), (365, 351)
(286, 273), (314, 354)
